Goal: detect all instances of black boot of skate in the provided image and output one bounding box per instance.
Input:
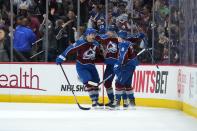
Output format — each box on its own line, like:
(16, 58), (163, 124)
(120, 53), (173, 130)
(92, 101), (104, 109)
(105, 100), (116, 109)
(112, 99), (120, 110)
(105, 100), (112, 106)
(105, 99), (113, 107)
(123, 99), (129, 110)
(129, 98), (136, 109)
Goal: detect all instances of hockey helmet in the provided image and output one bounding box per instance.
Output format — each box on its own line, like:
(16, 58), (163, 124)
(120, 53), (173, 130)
(84, 28), (97, 36)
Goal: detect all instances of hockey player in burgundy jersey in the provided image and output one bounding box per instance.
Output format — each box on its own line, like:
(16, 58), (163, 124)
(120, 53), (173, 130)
(56, 28), (104, 109)
(96, 25), (119, 108)
(113, 30), (139, 109)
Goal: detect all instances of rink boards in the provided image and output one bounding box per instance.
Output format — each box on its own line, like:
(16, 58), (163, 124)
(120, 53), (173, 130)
(0, 63), (196, 118)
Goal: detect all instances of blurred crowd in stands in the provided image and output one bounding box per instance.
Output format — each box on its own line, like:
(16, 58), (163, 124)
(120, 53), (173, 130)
(0, 0), (195, 64)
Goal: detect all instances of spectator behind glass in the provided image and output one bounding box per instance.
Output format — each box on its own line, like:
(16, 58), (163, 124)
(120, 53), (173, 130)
(66, 10), (77, 44)
(33, 0), (46, 15)
(55, 11), (76, 53)
(73, 0), (89, 26)
(55, 10), (77, 61)
(27, 9), (41, 38)
(0, 25), (9, 62)
(39, 14), (57, 62)
(0, 1), (10, 27)
(14, 17), (36, 61)
(14, 0), (33, 14)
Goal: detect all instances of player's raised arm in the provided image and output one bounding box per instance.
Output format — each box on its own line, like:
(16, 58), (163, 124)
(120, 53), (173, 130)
(55, 39), (86, 64)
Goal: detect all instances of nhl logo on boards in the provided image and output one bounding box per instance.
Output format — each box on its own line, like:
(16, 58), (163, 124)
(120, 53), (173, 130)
(61, 84), (86, 92)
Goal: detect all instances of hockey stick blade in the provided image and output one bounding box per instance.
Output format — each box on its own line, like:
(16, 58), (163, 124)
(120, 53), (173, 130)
(70, 90), (91, 110)
(77, 103), (91, 110)
(59, 64), (91, 110)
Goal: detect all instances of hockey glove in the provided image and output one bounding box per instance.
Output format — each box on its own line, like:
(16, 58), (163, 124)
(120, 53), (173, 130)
(56, 55), (66, 65)
(127, 57), (139, 66)
(137, 33), (145, 39)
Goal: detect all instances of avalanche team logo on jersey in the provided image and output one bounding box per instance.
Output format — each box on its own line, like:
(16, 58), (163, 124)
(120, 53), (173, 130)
(106, 41), (117, 53)
(83, 47), (96, 60)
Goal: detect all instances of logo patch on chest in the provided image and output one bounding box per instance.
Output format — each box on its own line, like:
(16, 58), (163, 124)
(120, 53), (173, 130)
(83, 47), (96, 60)
(107, 41), (117, 53)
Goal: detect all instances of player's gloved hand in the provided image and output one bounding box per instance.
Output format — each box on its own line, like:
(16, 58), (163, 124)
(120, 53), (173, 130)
(113, 63), (121, 72)
(56, 55), (66, 65)
(137, 33), (145, 39)
(128, 57), (139, 66)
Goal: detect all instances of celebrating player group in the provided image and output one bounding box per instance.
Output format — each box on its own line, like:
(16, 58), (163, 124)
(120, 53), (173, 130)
(56, 24), (146, 110)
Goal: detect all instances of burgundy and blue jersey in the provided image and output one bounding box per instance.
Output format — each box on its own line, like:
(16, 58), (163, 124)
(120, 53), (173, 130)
(96, 34), (119, 65)
(60, 38), (100, 65)
(117, 40), (138, 66)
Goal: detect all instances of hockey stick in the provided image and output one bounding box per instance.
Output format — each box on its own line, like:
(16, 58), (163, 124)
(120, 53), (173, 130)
(99, 74), (113, 86)
(132, 24), (159, 69)
(145, 48), (159, 69)
(59, 64), (91, 110)
(136, 47), (159, 69)
(87, 74), (113, 88)
(77, 73), (113, 91)
(136, 48), (146, 57)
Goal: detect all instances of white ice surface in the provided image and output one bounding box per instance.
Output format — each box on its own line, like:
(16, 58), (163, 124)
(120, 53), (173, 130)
(0, 103), (196, 131)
